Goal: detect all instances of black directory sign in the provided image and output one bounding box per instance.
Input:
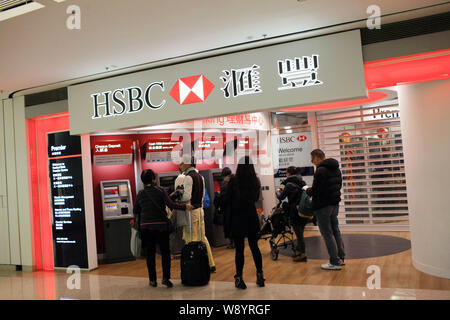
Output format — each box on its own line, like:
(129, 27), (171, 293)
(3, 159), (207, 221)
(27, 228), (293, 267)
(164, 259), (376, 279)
(48, 131), (88, 268)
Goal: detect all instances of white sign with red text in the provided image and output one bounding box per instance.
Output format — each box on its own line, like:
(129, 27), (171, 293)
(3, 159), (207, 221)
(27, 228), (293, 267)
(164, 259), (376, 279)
(271, 132), (312, 169)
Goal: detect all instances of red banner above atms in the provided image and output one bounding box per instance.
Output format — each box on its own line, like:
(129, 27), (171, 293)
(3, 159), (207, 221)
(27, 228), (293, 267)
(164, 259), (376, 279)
(145, 139), (182, 163)
(93, 140), (133, 166)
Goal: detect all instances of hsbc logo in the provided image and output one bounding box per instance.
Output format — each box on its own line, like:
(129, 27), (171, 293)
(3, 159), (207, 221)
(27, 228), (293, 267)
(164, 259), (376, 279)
(277, 135), (308, 144)
(90, 74), (216, 119)
(278, 136), (295, 144)
(169, 75), (214, 105)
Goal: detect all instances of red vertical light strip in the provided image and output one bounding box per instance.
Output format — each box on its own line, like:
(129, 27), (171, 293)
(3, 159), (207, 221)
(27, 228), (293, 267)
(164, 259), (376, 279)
(43, 271), (56, 300)
(27, 112), (70, 271)
(35, 118), (54, 271)
(26, 119), (42, 271)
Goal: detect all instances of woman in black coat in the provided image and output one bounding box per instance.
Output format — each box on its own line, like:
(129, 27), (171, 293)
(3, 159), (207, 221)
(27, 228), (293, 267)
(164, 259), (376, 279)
(224, 156), (264, 289)
(134, 169), (194, 288)
(276, 166), (310, 262)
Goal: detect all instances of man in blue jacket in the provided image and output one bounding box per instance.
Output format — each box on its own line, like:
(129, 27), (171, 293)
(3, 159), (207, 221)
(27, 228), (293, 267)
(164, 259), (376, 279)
(306, 149), (345, 270)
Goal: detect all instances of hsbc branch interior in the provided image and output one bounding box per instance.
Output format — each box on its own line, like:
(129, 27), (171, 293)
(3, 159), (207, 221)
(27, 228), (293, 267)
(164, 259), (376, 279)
(0, 1), (449, 308)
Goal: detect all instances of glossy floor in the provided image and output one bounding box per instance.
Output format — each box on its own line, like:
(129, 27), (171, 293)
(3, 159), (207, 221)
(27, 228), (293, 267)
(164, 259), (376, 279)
(92, 231), (450, 291)
(1, 231), (449, 300)
(0, 271), (449, 300)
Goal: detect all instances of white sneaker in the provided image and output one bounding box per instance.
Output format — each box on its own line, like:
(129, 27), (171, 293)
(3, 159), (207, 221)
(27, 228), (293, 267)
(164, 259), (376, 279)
(321, 263), (342, 270)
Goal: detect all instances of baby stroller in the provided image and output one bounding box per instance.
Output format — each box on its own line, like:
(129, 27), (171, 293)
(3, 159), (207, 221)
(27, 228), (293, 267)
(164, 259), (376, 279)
(259, 201), (296, 261)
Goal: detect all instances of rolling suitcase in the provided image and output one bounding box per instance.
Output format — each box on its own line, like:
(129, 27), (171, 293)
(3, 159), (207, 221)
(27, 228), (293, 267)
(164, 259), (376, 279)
(180, 209), (211, 286)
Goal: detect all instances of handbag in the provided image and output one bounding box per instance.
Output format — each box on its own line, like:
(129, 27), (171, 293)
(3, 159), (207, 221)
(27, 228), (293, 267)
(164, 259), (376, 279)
(297, 191), (314, 219)
(130, 227), (143, 257)
(175, 209), (190, 227)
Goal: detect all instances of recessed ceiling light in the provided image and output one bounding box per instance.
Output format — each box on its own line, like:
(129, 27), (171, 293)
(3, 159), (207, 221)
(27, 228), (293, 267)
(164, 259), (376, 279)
(53, 0), (67, 3)
(0, 1), (45, 22)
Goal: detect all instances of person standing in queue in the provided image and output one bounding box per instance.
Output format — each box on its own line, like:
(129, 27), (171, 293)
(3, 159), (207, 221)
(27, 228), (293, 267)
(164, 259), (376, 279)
(134, 169), (194, 287)
(178, 155), (217, 273)
(276, 166), (309, 262)
(224, 156), (265, 289)
(213, 167), (235, 249)
(305, 149), (345, 270)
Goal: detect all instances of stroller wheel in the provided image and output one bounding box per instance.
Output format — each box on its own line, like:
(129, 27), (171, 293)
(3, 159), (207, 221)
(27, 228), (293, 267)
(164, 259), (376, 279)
(270, 248), (279, 261)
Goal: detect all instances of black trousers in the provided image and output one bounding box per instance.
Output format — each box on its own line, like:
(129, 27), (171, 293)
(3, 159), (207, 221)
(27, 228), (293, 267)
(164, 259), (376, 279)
(292, 219), (308, 254)
(233, 234), (263, 277)
(140, 229), (171, 281)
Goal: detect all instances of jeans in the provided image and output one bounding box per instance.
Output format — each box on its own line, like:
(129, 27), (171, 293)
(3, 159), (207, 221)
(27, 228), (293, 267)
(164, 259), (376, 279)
(140, 229), (171, 281)
(315, 205), (345, 265)
(233, 234), (263, 277)
(292, 220), (308, 254)
(183, 208), (215, 268)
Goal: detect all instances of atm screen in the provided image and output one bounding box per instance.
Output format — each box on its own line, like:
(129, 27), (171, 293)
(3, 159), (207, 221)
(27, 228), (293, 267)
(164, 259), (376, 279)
(104, 186), (119, 198)
(159, 176), (176, 190)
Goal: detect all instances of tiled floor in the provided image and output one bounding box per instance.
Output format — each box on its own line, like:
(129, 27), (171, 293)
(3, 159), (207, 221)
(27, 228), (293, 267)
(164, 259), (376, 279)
(0, 270), (449, 300)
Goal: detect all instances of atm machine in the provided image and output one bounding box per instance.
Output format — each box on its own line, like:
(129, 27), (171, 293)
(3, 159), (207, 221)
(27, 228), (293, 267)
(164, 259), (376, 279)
(200, 169), (228, 247)
(156, 172), (185, 255)
(101, 180), (135, 263)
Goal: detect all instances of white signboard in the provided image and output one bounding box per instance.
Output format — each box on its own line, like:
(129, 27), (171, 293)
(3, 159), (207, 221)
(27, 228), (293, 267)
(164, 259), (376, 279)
(271, 132), (313, 169)
(271, 132), (314, 188)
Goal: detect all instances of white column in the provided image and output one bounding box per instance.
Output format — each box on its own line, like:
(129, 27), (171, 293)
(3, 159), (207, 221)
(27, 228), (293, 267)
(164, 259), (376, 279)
(13, 96), (33, 269)
(3, 99), (21, 265)
(0, 100), (11, 265)
(398, 78), (450, 279)
(81, 134), (98, 270)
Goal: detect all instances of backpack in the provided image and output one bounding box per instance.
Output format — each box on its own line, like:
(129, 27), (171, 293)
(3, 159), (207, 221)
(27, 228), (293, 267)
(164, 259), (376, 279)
(296, 191), (314, 219)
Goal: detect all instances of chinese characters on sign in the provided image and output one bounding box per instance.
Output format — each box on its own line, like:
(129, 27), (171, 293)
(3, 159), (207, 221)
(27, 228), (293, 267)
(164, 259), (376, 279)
(220, 65), (262, 98)
(277, 55), (323, 91)
(48, 131), (89, 269)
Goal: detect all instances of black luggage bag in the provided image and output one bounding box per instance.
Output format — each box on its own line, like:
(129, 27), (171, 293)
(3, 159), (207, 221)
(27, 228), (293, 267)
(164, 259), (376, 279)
(181, 209), (211, 286)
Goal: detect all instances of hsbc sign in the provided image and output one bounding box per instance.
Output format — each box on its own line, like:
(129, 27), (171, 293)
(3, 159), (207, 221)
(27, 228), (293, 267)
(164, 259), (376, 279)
(91, 82), (166, 119)
(272, 132), (313, 169)
(277, 135), (307, 144)
(170, 75), (214, 105)
(91, 75), (216, 119)
(68, 30), (366, 135)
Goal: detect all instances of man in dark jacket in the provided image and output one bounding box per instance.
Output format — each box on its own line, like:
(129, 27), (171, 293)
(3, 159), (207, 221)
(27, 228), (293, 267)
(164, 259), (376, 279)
(277, 166), (309, 262)
(306, 149), (345, 270)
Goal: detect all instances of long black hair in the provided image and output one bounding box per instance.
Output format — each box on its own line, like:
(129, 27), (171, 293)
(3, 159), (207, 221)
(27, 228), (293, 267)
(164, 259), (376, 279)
(235, 156), (260, 201)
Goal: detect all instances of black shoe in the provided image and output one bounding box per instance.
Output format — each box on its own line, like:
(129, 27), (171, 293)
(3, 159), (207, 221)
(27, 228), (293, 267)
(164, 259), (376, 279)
(339, 258), (345, 266)
(234, 275), (247, 290)
(162, 279), (173, 288)
(256, 272), (265, 287)
(210, 266), (216, 274)
(149, 280), (157, 287)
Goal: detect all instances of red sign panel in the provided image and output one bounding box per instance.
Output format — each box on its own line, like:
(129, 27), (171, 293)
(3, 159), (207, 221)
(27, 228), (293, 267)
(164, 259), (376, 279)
(145, 139), (182, 163)
(93, 140), (133, 166)
(93, 140), (133, 155)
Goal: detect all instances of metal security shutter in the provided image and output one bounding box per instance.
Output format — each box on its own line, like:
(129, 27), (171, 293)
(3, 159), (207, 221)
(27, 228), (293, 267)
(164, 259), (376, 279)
(316, 96), (409, 231)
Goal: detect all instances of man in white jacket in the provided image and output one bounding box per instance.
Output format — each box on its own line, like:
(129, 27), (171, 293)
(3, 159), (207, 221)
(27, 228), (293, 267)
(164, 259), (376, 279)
(178, 155), (216, 273)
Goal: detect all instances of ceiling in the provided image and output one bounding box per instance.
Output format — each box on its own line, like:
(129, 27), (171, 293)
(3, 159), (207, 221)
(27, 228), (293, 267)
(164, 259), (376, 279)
(0, 0), (449, 97)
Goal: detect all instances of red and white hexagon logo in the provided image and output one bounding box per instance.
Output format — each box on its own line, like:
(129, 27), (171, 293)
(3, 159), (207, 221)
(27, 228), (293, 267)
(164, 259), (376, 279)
(297, 135), (307, 142)
(169, 75), (215, 105)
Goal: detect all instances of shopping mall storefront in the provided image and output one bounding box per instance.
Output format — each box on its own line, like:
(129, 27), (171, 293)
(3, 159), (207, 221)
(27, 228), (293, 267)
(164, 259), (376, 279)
(1, 29), (449, 280)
